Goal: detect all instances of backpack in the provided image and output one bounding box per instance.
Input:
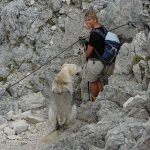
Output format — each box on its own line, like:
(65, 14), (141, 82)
(91, 28), (121, 65)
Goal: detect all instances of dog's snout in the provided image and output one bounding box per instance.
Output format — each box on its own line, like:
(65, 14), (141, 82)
(75, 67), (82, 76)
(76, 72), (80, 76)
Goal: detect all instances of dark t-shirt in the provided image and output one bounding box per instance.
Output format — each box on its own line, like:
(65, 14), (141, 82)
(88, 26), (106, 59)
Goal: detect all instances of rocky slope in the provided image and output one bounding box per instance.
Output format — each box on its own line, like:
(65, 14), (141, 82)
(0, 0), (150, 150)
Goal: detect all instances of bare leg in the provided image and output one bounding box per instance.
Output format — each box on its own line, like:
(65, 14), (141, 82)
(97, 80), (104, 92)
(90, 80), (103, 101)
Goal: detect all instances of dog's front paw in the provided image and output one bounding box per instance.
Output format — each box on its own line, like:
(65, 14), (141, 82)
(67, 105), (77, 124)
(48, 106), (57, 129)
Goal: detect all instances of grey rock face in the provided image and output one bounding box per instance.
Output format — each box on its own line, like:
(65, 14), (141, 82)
(0, 67), (10, 79)
(1, 0), (26, 44)
(0, 115), (7, 126)
(133, 63), (143, 83)
(4, 127), (15, 136)
(98, 0), (143, 39)
(140, 0), (150, 29)
(51, 0), (62, 12)
(105, 119), (146, 150)
(18, 92), (46, 111)
(123, 95), (148, 110)
(113, 31), (150, 91)
(10, 119), (28, 134)
(114, 43), (133, 75)
(127, 108), (149, 120)
(90, 0), (109, 11)
(0, 0), (150, 149)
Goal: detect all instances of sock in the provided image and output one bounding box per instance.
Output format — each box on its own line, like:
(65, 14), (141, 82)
(91, 95), (96, 101)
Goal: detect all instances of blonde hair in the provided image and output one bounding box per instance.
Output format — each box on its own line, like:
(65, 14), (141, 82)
(84, 10), (99, 23)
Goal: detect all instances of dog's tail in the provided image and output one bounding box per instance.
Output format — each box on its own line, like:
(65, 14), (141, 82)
(41, 129), (61, 144)
(41, 123), (65, 144)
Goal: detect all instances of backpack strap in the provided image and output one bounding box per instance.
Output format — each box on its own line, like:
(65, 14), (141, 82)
(91, 26), (107, 39)
(90, 26), (108, 65)
(92, 47), (108, 65)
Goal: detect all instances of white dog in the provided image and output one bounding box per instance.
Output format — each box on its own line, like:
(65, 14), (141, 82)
(49, 64), (81, 130)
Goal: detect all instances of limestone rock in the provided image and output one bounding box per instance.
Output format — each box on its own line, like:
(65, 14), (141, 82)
(0, 115), (7, 126)
(4, 127), (15, 136)
(10, 120), (28, 134)
(19, 92), (45, 111)
(23, 115), (44, 124)
(7, 135), (22, 140)
(127, 107), (149, 120)
(123, 95), (148, 110)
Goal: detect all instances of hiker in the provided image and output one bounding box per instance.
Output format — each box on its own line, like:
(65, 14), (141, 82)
(81, 10), (106, 101)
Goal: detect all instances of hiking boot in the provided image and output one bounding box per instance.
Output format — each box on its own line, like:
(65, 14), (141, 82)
(91, 95), (96, 102)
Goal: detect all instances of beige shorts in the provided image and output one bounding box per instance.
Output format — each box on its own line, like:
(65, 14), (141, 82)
(83, 59), (104, 82)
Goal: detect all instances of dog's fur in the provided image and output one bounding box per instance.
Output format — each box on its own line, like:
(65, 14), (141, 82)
(49, 64), (80, 129)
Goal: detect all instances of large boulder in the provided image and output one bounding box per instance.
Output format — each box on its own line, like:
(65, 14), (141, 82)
(18, 92), (46, 111)
(98, 0), (143, 39)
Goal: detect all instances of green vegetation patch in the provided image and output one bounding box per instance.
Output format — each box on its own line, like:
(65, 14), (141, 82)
(139, 64), (145, 80)
(132, 55), (144, 66)
(0, 76), (7, 84)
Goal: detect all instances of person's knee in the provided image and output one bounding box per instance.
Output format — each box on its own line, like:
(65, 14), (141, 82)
(89, 81), (96, 89)
(97, 80), (103, 91)
(91, 79), (102, 85)
(90, 80), (99, 85)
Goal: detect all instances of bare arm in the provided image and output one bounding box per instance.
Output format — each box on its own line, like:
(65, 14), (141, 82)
(86, 45), (94, 58)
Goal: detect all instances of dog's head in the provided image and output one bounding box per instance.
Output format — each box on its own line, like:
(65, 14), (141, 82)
(61, 64), (81, 76)
(52, 64), (81, 94)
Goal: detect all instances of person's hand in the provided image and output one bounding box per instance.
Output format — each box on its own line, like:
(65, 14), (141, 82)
(79, 36), (86, 45)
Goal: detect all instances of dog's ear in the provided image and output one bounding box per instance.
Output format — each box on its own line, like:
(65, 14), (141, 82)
(61, 63), (67, 69)
(54, 73), (68, 84)
(69, 65), (78, 76)
(54, 74), (61, 84)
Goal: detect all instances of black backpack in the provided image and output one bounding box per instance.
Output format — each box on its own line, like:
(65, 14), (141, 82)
(91, 28), (121, 65)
